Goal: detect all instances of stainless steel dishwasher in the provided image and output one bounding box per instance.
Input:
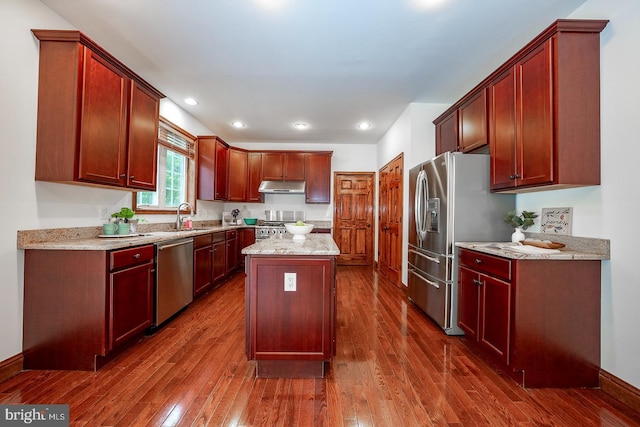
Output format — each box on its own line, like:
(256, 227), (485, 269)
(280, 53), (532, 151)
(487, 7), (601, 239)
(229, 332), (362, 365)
(154, 237), (194, 327)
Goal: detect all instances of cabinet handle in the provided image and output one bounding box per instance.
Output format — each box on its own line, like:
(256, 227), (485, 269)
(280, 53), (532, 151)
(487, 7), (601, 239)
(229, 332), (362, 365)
(473, 279), (483, 286)
(133, 253), (140, 259)
(120, 173), (126, 178)
(474, 258), (482, 264)
(129, 175), (134, 179)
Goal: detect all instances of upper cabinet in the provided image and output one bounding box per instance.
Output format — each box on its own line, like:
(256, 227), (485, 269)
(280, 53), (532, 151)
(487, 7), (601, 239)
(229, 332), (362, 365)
(433, 19), (608, 193)
(197, 136), (229, 201)
(262, 152), (306, 181)
(305, 152), (333, 204)
(247, 152), (264, 203)
(32, 30), (163, 190)
(228, 148), (248, 201)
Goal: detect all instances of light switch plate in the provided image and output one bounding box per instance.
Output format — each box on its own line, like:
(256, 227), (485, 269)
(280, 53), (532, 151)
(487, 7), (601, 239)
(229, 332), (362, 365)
(284, 272), (296, 291)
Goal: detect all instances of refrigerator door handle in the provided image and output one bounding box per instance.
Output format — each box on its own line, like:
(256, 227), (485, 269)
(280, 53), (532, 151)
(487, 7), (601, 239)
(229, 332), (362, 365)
(415, 170), (428, 241)
(408, 268), (440, 289)
(408, 249), (440, 264)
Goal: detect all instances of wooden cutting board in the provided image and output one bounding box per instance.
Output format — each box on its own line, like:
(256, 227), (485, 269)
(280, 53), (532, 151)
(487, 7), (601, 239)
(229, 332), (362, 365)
(520, 240), (565, 249)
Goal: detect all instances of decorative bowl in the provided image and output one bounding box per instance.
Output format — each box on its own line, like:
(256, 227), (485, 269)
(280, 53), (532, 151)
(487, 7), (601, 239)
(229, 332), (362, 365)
(243, 218), (258, 225)
(284, 223), (314, 240)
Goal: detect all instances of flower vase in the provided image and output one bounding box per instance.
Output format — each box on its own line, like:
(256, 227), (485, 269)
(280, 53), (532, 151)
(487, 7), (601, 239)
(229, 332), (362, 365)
(511, 227), (525, 243)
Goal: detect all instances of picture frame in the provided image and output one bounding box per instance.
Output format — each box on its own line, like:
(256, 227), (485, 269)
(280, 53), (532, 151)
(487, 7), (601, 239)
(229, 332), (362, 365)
(540, 207), (573, 235)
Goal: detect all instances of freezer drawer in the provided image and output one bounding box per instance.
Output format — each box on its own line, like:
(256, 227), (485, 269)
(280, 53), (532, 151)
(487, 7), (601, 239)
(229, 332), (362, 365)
(408, 247), (451, 282)
(408, 268), (448, 329)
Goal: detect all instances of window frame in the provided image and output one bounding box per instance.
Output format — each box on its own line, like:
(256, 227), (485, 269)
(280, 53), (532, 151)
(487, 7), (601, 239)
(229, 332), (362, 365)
(133, 116), (197, 215)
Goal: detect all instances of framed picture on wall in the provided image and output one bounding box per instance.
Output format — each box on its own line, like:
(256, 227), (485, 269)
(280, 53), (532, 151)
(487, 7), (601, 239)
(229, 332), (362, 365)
(540, 207), (573, 235)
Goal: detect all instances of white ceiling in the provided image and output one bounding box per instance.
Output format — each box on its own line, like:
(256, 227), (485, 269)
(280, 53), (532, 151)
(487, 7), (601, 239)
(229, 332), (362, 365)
(39, 0), (586, 144)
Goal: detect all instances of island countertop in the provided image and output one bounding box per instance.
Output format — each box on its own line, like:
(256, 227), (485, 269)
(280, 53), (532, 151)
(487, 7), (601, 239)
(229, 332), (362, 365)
(242, 233), (340, 256)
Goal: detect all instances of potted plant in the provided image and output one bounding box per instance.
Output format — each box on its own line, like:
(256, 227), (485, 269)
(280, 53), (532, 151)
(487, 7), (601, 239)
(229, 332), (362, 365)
(111, 207), (145, 234)
(504, 210), (538, 242)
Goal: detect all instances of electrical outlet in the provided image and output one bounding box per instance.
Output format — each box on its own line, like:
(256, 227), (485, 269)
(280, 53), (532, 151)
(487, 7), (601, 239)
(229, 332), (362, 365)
(284, 272), (296, 292)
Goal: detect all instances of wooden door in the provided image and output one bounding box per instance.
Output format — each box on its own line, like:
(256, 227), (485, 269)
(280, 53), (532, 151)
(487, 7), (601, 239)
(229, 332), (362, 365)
(247, 152), (263, 202)
(489, 68), (518, 191)
(333, 172), (375, 266)
(126, 81), (159, 190)
(458, 89), (488, 153)
(305, 152), (332, 203)
(435, 110), (458, 155)
(214, 138), (229, 200)
(228, 148), (248, 201)
(378, 154), (403, 286)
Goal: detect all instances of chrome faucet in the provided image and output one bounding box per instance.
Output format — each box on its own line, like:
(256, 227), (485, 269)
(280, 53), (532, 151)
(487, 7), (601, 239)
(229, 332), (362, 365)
(176, 202), (193, 230)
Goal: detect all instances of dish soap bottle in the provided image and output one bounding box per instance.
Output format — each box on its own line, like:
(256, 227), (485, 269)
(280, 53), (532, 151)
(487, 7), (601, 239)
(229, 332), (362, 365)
(184, 216), (193, 230)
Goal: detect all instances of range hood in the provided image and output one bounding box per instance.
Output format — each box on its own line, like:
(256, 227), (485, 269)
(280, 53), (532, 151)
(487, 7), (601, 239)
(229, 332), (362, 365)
(258, 180), (306, 194)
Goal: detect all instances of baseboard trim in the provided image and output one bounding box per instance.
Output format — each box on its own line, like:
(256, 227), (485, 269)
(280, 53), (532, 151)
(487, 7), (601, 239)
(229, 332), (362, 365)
(0, 353), (23, 383)
(600, 370), (640, 414)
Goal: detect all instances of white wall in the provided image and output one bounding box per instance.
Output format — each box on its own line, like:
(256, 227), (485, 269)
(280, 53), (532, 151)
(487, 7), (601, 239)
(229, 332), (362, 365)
(2, 0), (639, 394)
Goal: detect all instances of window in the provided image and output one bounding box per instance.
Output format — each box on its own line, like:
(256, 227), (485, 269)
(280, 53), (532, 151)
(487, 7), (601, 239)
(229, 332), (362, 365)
(134, 117), (196, 214)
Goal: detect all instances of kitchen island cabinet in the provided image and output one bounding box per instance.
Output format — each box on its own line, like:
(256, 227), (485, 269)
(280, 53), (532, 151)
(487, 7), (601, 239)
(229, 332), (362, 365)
(23, 244), (154, 371)
(243, 234), (339, 378)
(32, 30), (162, 191)
(457, 246), (602, 387)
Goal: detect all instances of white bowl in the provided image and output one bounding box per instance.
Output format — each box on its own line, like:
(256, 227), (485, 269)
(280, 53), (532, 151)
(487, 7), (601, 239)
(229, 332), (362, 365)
(284, 223), (314, 240)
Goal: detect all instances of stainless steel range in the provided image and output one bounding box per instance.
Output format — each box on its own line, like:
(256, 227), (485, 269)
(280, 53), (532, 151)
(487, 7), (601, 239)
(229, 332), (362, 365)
(254, 210), (305, 240)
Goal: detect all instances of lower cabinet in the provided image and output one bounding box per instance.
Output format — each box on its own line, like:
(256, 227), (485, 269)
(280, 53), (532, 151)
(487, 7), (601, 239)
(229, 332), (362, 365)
(457, 248), (601, 387)
(23, 245), (154, 371)
(225, 230), (238, 275)
(193, 233), (214, 298)
(212, 232), (226, 284)
(239, 228), (256, 268)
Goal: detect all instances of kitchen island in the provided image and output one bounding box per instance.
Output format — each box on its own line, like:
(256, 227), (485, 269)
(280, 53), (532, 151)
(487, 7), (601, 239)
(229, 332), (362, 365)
(242, 233), (340, 378)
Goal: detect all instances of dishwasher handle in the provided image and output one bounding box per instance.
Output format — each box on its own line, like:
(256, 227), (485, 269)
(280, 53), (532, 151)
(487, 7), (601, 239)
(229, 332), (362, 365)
(157, 238), (194, 251)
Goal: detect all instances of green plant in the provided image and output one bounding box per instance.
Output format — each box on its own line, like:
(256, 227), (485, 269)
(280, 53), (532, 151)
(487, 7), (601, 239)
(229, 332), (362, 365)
(503, 210), (538, 230)
(111, 207), (136, 223)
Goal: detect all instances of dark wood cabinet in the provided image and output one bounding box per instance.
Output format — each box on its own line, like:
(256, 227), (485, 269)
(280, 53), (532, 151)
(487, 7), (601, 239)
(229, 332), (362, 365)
(238, 228), (256, 268)
(32, 30), (162, 190)
(457, 248), (601, 387)
(435, 110), (458, 155)
(24, 244), (154, 371)
(197, 136), (229, 201)
(245, 255), (336, 378)
(262, 152), (305, 181)
(193, 234), (214, 298)
(458, 89), (488, 153)
(305, 152), (332, 203)
(225, 230), (238, 275)
(228, 148), (248, 201)
(247, 152), (264, 202)
(212, 232), (226, 284)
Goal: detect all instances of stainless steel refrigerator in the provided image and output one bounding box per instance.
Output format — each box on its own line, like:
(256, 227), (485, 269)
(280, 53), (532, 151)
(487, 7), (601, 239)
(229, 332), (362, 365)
(408, 152), (514, 335)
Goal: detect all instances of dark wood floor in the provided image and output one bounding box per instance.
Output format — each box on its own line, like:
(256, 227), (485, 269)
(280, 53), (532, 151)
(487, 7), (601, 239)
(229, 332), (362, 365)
(2, 266), (640, 426)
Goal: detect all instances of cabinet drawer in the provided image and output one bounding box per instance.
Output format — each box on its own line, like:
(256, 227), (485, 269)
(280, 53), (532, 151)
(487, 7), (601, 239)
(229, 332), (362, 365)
(226, 230), (237, 240)
(212, 231), (225, 244)
(458, 249), (511, 281)
(194, 233), (213, 249)
(110, 245), (154, 271)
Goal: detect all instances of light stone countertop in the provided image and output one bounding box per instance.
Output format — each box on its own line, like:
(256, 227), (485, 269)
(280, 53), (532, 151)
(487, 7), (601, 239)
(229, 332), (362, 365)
(242, 234), (340, 256)
(456, 233), (610, 261)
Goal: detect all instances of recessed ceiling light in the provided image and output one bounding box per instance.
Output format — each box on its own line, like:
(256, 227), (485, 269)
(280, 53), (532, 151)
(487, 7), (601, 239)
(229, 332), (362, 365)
(231, 121), (246, 128)
(357, 122), (372, 130)
(293, 122), (309, 130)
(184, 97), (198, 106)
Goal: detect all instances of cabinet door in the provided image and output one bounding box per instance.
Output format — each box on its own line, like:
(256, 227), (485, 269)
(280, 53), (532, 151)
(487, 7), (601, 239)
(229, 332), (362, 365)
(435, 111), (458, 155)
(238, 228), (256, 267)
(261, 153), (284, 180)
(212, 241), (226, 283)
(126, 82), (159, 190)
(225, 237), (237, 275)
(489, 68), (518, 191)
(457, 266), (480, 341)
(247, 152), (264, 202)
(78, 48), (128, 186)
(284, 153), (306, 180)
(517, 40), (554, 188)
(197, 136), (216, 201)
(193, 244), (213, 297)
(228, 148), (248, 201)
(459, 90), (488, 153)
(305, 153), (332, 203)
(109, 262), (153, 351)
(479, 274), (512, 366)
(215, 139), (229, 200)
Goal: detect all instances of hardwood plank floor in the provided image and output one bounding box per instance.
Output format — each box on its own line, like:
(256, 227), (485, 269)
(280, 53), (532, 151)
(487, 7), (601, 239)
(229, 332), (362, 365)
(2, 265), (640, 426)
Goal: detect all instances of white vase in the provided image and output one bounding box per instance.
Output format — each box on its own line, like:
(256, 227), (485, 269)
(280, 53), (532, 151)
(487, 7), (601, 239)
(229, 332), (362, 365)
(511, 227), (525, 243)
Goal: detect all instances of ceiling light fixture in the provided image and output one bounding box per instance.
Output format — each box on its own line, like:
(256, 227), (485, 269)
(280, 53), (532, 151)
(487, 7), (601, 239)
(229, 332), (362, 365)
(184, 97), (198, 106)
(293, 122), (309, 130)
(231, 121), (246, 128)
(357, 122), (372, 130)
